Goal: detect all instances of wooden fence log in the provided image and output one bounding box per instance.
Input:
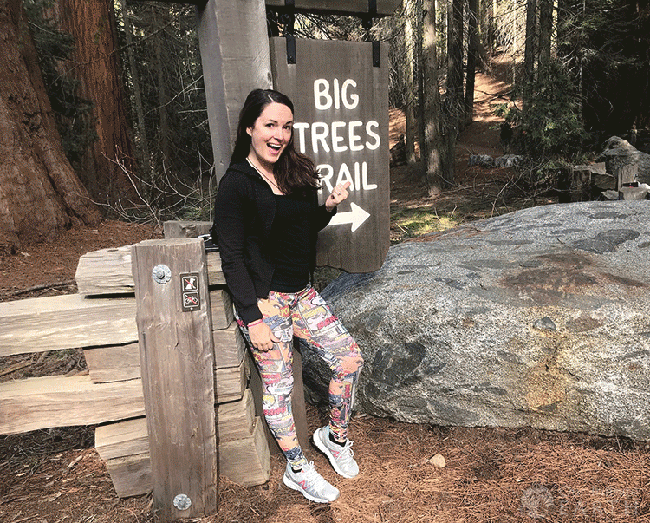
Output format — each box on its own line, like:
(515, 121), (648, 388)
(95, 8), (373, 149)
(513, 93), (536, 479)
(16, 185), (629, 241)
(74, 246), (224, 297)
(104, 454), (153, 499)
(0, 375), (144, 435)
(132, 238), (217, 519)
(163, 220), (212, 239)
(0, 294), (137, 357)
(75, 246), (134, 296)
(218, 418), (270, 487)
(0, 355), (246, 437)
(83, 339), (246, 403)
(213, 323), (246, 369)
(95, 389), (267, 497)
(95, 417), (149, 460)
(84, 343), (141, 383)
(210, 289), (234, 330)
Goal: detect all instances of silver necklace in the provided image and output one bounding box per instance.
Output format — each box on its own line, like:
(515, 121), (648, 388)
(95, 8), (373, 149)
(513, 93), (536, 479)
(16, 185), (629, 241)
(247, 157), (281, 192)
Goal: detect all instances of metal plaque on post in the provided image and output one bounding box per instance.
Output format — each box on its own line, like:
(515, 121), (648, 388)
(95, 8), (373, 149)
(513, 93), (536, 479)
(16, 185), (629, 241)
(270, 37), (390, 273)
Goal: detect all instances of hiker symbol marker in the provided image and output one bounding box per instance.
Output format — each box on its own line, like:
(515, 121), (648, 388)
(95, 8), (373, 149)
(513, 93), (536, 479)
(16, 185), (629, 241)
(180, 272), (200, 312)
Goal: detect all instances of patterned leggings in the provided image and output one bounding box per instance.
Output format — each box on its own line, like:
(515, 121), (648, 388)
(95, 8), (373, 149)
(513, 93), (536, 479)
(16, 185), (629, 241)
(237, 286), (363, 470)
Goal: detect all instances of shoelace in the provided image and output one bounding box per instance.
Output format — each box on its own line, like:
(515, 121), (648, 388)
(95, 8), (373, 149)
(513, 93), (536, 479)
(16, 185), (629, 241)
(334, 441), (355, 464)
(300, 462), (325, 485)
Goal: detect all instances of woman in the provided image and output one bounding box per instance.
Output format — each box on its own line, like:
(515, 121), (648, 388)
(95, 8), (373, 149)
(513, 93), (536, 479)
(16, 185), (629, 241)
(212, 88), (364, 503)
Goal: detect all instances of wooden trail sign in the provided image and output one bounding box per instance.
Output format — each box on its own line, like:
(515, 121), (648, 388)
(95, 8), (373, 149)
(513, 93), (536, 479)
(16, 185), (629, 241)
(270, 37), (390, 273)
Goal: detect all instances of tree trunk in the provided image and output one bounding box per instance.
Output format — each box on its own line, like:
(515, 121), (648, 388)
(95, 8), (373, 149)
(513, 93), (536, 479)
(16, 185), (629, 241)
(55, 0), (135, 202)
(0, 0), (100, 250)
(464, 0), (480, 126)
(153, 6), (171, 169)
(119, 0), (152, 179)
(538, 0), (553, 65)
(441, 0), (464, 185)
(421, 0), (445, 196)
(404, 0), (418, 164)
(524, 0), (537, 80)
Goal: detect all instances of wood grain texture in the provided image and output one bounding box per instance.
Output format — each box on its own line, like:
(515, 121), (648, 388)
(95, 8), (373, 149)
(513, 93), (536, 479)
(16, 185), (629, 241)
(0, 294), (137, 357)
(132, 238), (217, 518)
(213, 322), (246, 369)
(0, 375), (144, 435)
(75, 245), (134, 296)
(74, 244), (224, 296)
(96, 389), (269, 498)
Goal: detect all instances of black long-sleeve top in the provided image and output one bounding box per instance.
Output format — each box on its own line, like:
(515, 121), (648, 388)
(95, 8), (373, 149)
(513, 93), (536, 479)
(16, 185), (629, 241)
(211, 160), (336, 325)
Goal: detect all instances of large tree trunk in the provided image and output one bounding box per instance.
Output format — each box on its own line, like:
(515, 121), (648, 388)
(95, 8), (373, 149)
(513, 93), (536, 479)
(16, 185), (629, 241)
(0, 0), (100, 250)
(55, 0), (134, 202)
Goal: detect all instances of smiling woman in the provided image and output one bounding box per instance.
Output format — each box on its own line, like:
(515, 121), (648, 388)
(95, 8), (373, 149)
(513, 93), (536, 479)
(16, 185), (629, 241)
(246, 102), (293, 191)
(211, 88), (364, 504)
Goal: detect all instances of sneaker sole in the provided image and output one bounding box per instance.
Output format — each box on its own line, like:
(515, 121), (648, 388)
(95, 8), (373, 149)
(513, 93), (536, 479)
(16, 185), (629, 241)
(282, 473), (339, 503)
(313, 428), (358, 479)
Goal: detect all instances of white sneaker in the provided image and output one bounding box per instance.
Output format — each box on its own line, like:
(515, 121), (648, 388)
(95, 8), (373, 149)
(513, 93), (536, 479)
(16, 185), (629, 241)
(313, 426), (359, 479)
(282, 461), (340, 503)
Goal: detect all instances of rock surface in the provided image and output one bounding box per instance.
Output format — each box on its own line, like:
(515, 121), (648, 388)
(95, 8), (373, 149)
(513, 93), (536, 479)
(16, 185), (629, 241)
(598, 136), (650, 185)
(310, 201), (650, 441)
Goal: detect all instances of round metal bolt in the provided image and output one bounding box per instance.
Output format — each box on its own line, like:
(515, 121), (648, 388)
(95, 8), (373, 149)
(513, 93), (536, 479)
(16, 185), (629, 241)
(152, 264), (171, 284)
(173, 493), (192, 511)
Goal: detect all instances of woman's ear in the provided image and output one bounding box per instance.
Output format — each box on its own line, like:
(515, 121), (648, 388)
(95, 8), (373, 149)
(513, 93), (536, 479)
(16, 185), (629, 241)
(246, 126), (252, 136)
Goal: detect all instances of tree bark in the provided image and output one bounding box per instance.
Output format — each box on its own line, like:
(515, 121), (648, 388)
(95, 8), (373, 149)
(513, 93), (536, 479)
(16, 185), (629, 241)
(119, 0), (152, 179)
(404, 0), (417, 164)
(538, 0), (553, 65)
(55, 0), (135, 202)
(464, 0), (480, 126)
(0, 0), (100, 250)
(524, 0), (537, 80)
(421, 0), (445, 196)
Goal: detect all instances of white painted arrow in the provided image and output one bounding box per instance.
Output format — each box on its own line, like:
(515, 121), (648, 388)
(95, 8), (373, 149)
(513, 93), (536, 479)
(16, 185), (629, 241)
(328, 202), (370, 232)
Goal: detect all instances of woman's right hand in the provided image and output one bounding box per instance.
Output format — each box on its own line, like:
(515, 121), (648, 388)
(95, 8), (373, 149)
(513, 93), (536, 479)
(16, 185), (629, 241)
(248, 321), (279, 351)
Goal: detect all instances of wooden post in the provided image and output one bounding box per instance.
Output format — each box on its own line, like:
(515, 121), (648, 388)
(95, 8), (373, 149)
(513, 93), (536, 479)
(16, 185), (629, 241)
(132, 239), (217, 520)
(197, 0), (272, 182)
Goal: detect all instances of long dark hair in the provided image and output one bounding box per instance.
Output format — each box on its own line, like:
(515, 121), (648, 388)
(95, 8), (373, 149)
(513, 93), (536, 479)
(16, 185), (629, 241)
(231, 88), (320, 194)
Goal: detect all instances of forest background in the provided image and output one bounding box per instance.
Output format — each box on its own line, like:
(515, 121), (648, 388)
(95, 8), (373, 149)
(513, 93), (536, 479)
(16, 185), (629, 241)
(1, 0), (649, 252)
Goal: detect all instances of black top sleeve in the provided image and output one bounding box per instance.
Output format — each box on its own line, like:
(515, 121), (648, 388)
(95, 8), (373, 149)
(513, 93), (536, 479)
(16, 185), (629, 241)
(212, 171), (263, 325)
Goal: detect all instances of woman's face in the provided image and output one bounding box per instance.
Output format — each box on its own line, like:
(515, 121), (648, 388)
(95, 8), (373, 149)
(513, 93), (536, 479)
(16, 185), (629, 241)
(247, 102), (293, 168)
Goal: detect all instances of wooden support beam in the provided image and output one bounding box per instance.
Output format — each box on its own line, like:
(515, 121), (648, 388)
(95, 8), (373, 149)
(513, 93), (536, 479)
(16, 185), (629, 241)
(198, 0), (272, 182)
(132, 0), (400, 16)
(0, 375), (145, 435)
(132, 238), (217, 519)
(265, 0), (399, 16)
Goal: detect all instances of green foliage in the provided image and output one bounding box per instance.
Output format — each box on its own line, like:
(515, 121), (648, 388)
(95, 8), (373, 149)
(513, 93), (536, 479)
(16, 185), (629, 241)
(500, 60), (586, 158)
(390, 206), (460, 243)
(24, 0), (97, 167)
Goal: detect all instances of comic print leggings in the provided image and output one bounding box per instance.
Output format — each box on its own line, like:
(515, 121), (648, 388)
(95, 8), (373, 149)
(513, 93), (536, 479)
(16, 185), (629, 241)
(237, 286), (363, 470)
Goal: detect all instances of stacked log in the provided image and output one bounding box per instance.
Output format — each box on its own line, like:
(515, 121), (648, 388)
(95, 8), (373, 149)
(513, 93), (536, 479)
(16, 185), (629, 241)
(0, 227), (270, 498)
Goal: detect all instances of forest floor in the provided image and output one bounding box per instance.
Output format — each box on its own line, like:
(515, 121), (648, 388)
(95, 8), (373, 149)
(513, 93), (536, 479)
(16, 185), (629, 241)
(2, 55), (649, 523)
